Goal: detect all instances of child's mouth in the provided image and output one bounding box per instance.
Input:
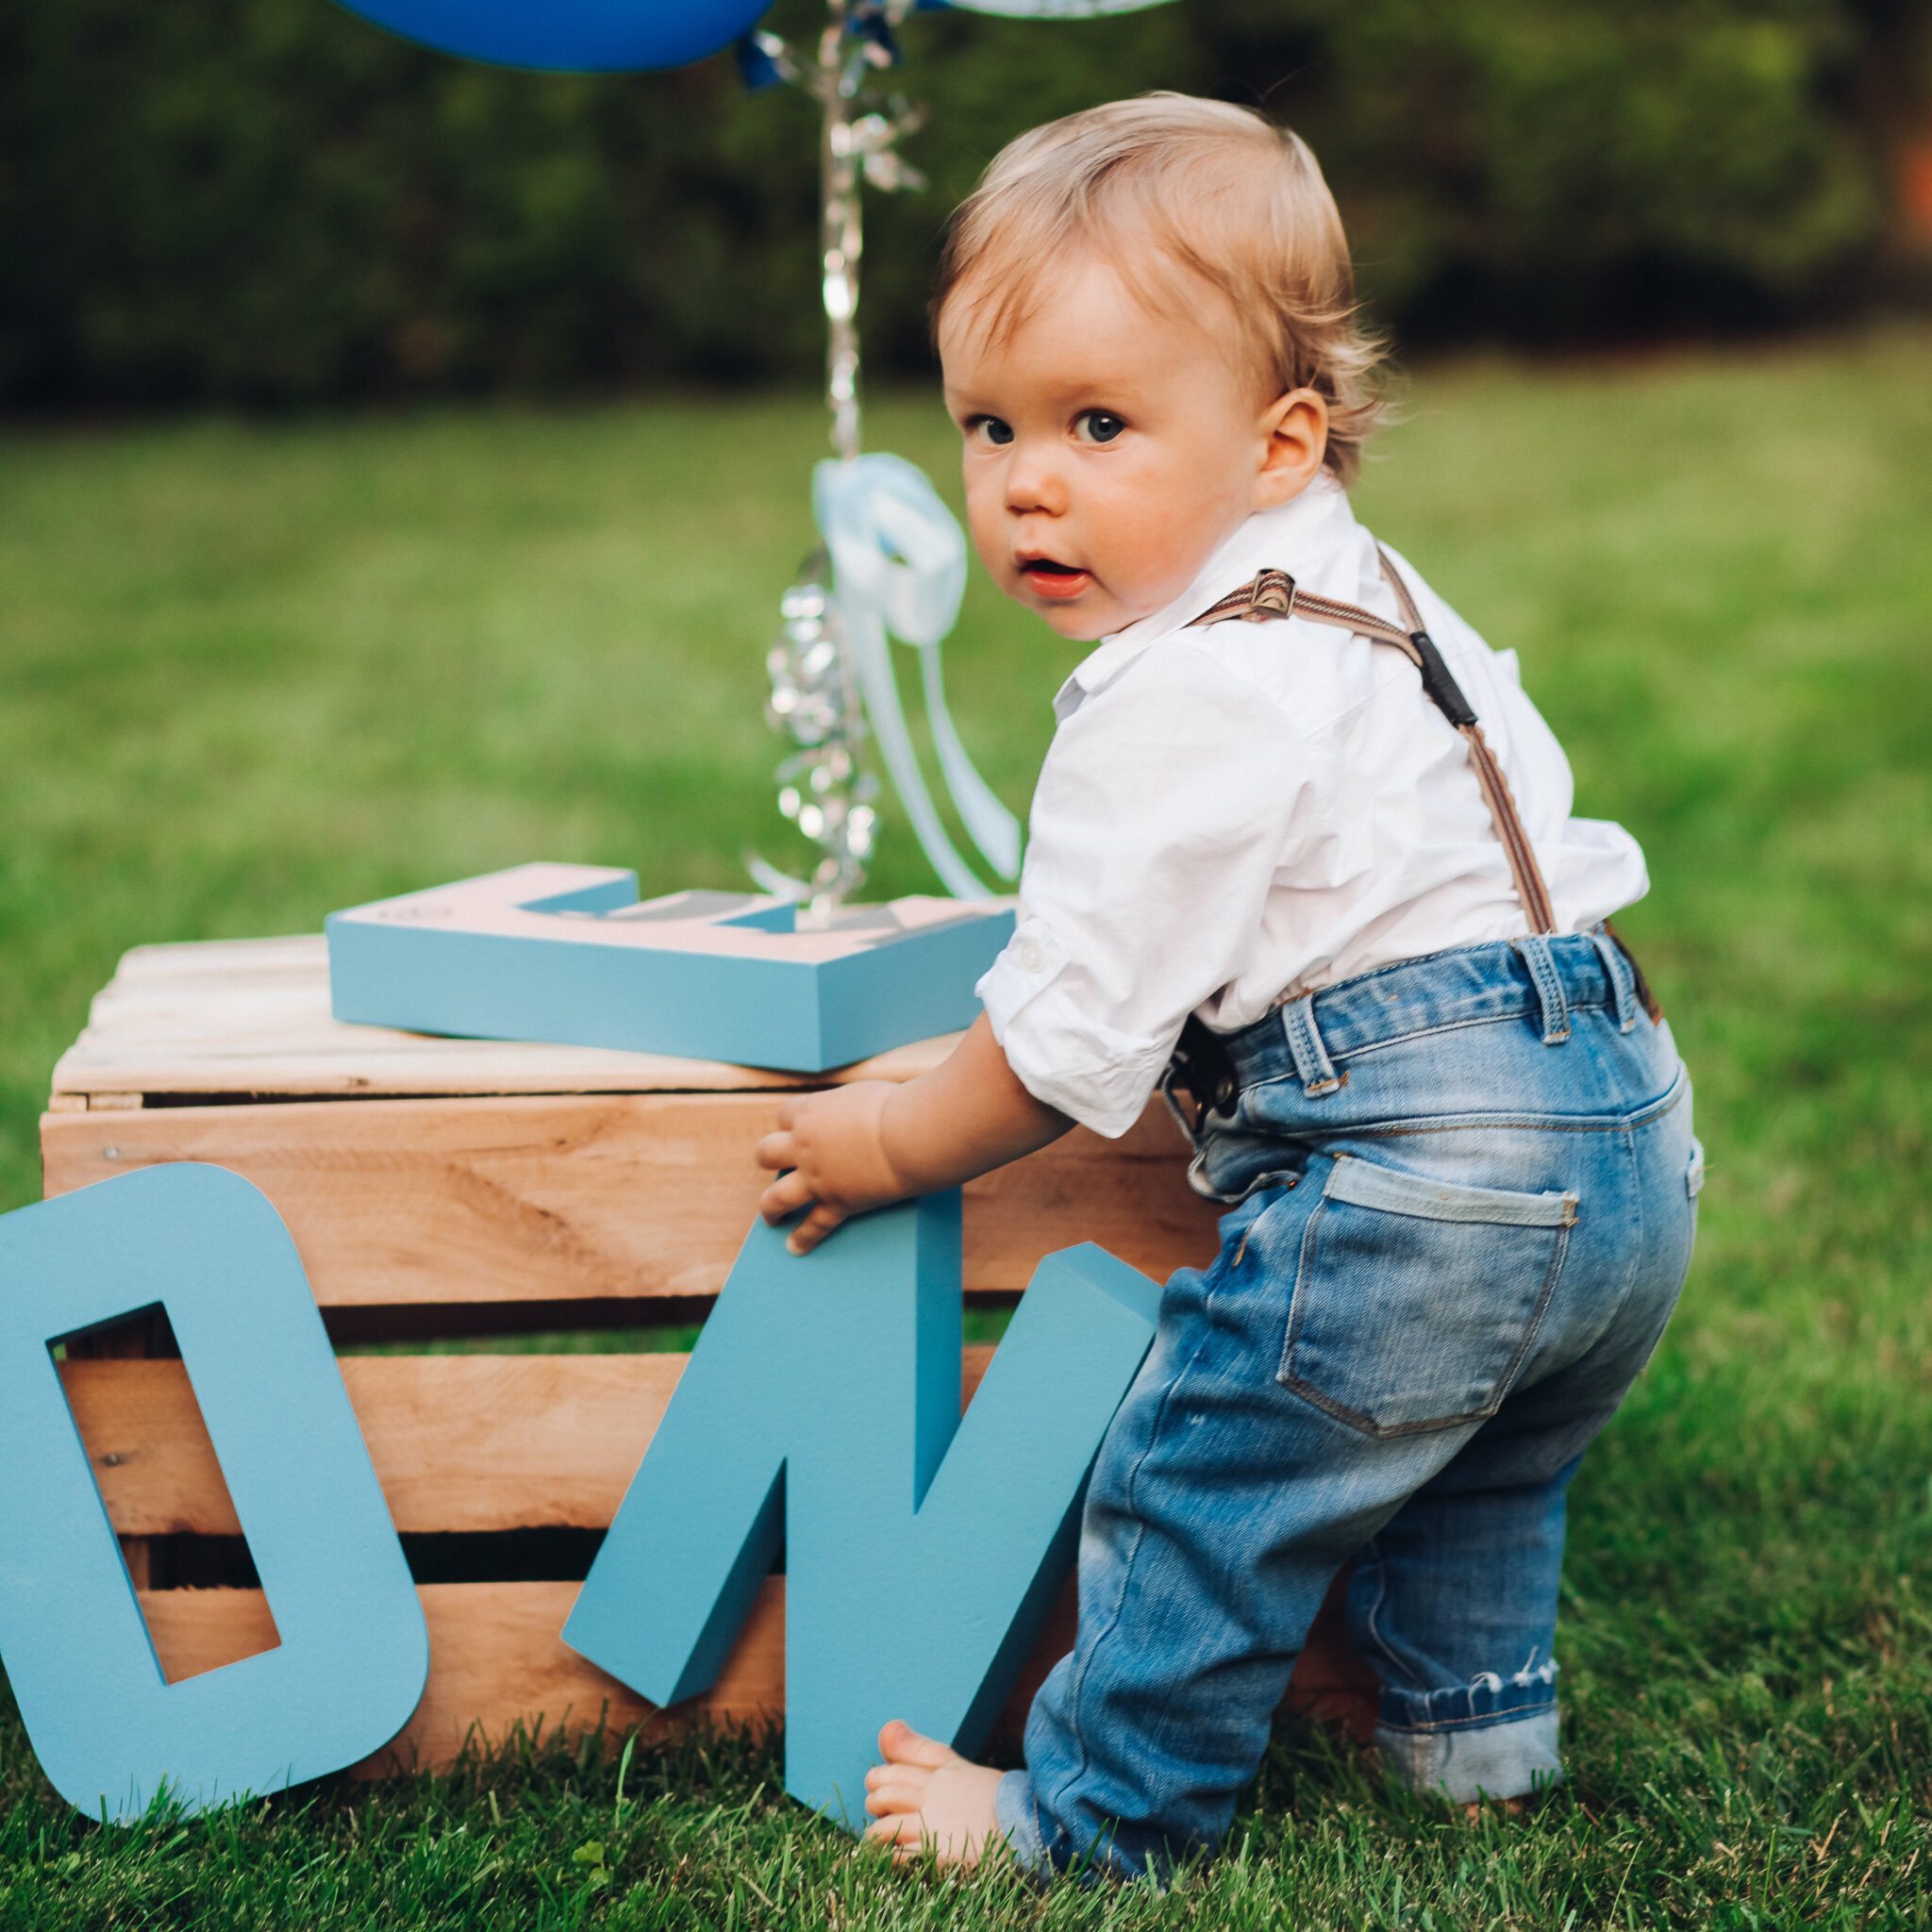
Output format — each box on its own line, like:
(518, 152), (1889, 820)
(1019, 558), (1092, 601)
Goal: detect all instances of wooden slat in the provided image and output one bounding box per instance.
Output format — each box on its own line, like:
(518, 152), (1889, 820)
(138, 1587), (285, 1686)
(371, 1575), (1085, 1773)
(61, 1315), (168, 1606)
(64, 1356), (242, 1535)
(62, 1349), (1003, 1538)
(131, 1580), (783, 1772)
(365, 1580), (787, 1775)
(42, 1092), (1218, 1307)
(51, 935), (956, 1102)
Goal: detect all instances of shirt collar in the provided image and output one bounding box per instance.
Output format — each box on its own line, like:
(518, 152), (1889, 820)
(1053, 476), (1357, 718)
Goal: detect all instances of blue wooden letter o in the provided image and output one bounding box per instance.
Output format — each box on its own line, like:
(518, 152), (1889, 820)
(0, 1164), (428, 1820)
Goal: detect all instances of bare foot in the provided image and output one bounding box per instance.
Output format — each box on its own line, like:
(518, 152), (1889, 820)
(862, 1721), (1008, 1866)
(1461, 1793), (1530, 1822)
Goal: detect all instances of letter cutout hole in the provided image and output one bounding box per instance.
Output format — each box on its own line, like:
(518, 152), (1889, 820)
(0, 1165), (428, 1820)
(55, 1303), (283, 1680)
(564, 1196), (1160, 1825)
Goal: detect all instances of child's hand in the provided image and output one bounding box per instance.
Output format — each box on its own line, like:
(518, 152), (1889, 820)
(756, 1082), (911, 1255)
(752, 1014), (1073, 1257)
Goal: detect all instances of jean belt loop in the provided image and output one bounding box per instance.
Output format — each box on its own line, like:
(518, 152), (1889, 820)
(1513, 934), (1572, 1045)
(1590, 926), (1640, 1034)
(1281, 992), (1345, 1096)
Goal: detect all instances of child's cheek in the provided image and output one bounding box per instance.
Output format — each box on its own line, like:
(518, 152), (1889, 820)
(962, 497), (1009, 584)
(1096, 493), (1192, 608)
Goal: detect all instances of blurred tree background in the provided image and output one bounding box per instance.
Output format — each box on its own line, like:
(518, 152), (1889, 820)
(0, 0), (1927, 410)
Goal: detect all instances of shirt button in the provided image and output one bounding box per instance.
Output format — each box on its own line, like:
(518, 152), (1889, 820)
(1017, 939), (1047, 974)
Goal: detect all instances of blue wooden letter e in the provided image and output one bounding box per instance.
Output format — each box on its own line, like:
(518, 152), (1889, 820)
(562, 1196), (1161, 1825)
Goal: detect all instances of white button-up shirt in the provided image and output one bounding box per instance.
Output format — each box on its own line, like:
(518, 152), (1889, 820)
(975, 475), (1649, 1138)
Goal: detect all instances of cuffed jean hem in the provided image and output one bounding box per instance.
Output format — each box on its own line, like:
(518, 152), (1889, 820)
(992, 1773), (1177, 1889)
(1374, 1706), (1565, 1807)
(995, 1770), (1052, 1878)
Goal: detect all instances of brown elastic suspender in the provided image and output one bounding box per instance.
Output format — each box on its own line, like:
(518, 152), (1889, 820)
(1188, 551), (1560, 936)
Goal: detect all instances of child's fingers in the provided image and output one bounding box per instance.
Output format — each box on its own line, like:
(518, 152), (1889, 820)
(753, 1128), (795, 1172)
(758, 1170), (813, 1224)
(785, 1202), (848, 1255)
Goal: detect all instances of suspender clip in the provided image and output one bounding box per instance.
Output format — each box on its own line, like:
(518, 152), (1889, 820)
(1241, 570), (1296, 623)
(1408, 630), (1478, 728)
(1165, 1012), (1241, 1134)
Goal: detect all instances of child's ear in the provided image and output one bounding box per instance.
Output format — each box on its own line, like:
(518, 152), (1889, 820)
(1253, 388), (1330, 509)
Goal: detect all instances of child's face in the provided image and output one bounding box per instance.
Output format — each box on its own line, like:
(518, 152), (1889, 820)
(939, 254), (1325, 641)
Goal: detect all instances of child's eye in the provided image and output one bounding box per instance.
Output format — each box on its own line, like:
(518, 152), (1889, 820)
(969, 416), (1015, 448)
(1074, 410), (1125, 445)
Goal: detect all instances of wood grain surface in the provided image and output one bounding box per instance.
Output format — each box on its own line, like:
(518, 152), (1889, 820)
(61, 1348), (1003, 1538)
(42, 1091), (1218, 1306)
(50, 935), (958, 1103)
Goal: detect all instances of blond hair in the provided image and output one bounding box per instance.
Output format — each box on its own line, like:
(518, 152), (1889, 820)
(933, 94), (1384, 486)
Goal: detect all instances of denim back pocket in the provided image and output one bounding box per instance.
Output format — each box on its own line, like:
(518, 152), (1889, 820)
(1277, 1155), (1577, 1438)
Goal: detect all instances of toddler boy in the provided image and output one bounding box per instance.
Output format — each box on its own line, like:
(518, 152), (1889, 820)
(756, 94), (1698, 1881)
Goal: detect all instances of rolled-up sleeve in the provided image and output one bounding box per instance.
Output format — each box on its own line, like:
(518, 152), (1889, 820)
(975, 641), (1306, 1137)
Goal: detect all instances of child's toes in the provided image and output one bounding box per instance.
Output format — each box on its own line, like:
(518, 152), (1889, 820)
(864, 1773), (930, 1816)
(875, 1720), (955, 1768)
(863, 1812), (926, 1850)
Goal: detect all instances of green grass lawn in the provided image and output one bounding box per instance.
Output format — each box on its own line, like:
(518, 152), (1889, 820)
(0, 328), (1928, 1925)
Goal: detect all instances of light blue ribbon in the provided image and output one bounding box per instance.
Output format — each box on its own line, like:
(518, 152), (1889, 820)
(813, 453), (1022, 900)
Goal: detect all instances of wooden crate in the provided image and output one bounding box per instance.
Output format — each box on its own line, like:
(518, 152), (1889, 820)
(41, 934), (1244, 1774)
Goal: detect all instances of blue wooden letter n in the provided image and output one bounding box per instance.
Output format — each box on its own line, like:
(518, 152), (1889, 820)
(563, 1196), (1161, 1825)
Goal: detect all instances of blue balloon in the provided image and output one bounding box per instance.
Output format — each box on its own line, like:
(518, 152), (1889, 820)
(332, 0), (774, 72)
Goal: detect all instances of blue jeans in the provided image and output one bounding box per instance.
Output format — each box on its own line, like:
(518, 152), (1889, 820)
(996, 933), (1699, 1880)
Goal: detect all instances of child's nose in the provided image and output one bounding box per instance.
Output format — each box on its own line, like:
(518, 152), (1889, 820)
(1004, 443), (1068, 517)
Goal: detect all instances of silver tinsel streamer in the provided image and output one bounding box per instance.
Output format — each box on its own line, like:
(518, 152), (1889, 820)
(745, 0), (979, 921)
(750, 556), (880, 917)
